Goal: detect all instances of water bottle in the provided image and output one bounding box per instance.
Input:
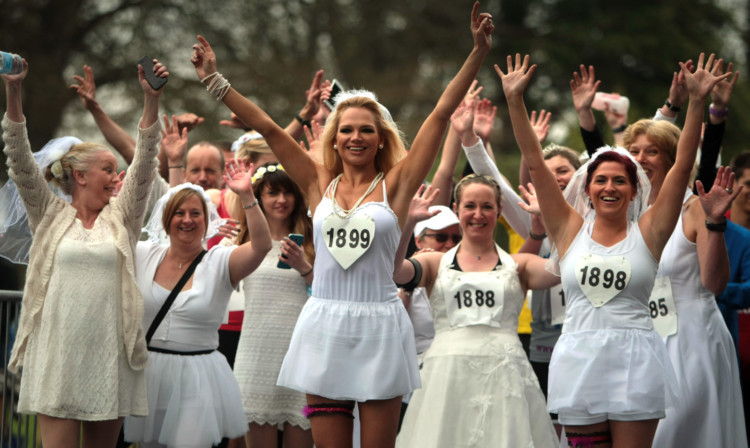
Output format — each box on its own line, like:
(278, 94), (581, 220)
(0, 51), (23, 75)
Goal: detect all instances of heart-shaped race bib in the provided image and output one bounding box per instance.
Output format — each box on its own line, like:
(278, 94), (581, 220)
(574, 254), (631, 307)
(322, 213), (376, 270)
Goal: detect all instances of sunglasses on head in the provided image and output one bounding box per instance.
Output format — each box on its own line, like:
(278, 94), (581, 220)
(423, 233), (462, 244)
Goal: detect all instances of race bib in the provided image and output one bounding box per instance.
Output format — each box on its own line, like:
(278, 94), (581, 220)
(322, 213), (375, 270)
(649, 276), (677, 338)
(549, 283), (566, 326)
(444, 270), (509, 329)
(574, 254), (631, 307)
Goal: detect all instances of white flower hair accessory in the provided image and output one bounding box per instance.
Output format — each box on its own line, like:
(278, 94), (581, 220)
(141, 183), (226, 243)
(251, 164), (284, 184)
(330, 89), (396, 126)
(230, 131), (264, 153)
(50, 161), (64, 179)
(0, 136), (81, 265)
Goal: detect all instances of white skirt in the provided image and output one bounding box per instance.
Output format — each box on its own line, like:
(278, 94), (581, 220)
(124, 350), (247, 447)
(277, 297), (421, 401)
(548, 328), (678, 417)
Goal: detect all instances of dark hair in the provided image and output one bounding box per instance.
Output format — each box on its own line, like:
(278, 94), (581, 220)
(730, 151), (750, 179)
(234, 162), (314, 263)
(162, 189), (209, 237)
(585, 151), (638, 196)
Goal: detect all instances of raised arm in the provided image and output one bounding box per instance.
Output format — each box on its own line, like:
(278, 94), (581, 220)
(393, 184), (440, 285)
(160, 114), (189, 187)
(70, 65), (137, 163)
(224, 159), (273, 286)
(283, 69), (324, 141)
(386, 1), (493, 221)
(497, 54), (580, 252)
(640, 53), (732, 256)
(191, 36), (325, 202)
(519, 108), (551, 192)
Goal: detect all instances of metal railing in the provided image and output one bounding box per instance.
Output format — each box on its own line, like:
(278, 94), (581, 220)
(1, 289), (38, 448)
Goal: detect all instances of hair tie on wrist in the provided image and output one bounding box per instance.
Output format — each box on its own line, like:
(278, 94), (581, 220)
(529, 231), (547, 241)
(705, 218), (727, 232)
(664, 99), (681, 113)
(299, 266), (313, 277)
(611, 124), (628, 133)
(202, 72), (231, 101)
(295, 113), (311, 128)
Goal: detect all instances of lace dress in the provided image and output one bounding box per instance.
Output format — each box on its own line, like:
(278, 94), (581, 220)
(396, 245), (558, 448)
(233, 240), (310, 429)
(17, 218), (147, 419)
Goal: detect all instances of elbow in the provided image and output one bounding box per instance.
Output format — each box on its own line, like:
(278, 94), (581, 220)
(704, 275), (729, 296)
(258, 238), (273, 256)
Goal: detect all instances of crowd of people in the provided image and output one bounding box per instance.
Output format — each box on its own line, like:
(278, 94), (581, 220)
(2, 2), (750, 447)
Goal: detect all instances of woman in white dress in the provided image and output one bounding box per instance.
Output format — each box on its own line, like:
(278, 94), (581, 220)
(227, 160), (314, 448)
(498, 52), (729, 447)
(623, 117), (747, 447)
(2, 59), (167, 447)
(394, 175), (560, 448)
(124, 162), (272, 448)
(189, 3), (492, 446)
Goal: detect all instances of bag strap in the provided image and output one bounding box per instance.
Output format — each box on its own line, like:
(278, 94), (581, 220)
(146, 249), (207, 344)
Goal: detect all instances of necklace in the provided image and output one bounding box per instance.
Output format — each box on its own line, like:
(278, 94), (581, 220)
(329, 172), (384, 219)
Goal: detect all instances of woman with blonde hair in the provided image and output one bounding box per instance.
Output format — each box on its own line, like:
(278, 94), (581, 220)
(190, 3), (493, 446)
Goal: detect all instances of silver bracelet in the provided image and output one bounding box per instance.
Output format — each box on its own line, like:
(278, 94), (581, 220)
(243, 198), (258, 209)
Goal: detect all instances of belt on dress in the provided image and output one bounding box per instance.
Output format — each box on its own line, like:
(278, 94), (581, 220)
(147, 346), (215, 356)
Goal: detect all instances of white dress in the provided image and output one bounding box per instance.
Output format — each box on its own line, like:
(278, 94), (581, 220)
(18, 218), (147, 419)
(652, 191), (747, 447)
(233, 240), (310, 429)
(277, 181), (421, 401)
(124, 243), (247, 447)
(548, 221), (677, 421)
(396, 245), (558, 448)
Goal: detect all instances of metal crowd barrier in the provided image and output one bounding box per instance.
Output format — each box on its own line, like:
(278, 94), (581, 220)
(0, 289), (38, 448)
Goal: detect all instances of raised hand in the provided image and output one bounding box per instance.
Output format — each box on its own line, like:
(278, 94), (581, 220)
(530, 109), (551, 143)
(1, 58), (28, 85)
(682, 53), (732, 101)
(174, 112), (205, 133)
(219, 112), (250, 129)
(463, 79), (484, 106)
(518, 182), (541, 215)
(300, 120), (324, 163)
(570, 64), (600, 112)
(710, 59), (739, 109)
(301, 70), (324, 118)
(137, 59), (169, 96)
(667, 60), (692, 110)
(473, 98), (496, 142)
(470, 1), (494, 52)
(409, 184), (441, 224)
(160, 114), (189, 164)
(495, 54), (537, 100)
(223, 159), (256, 196)
(70, 65), (98, 110)
(450, 98), (477, 137)
(696, 165), (742, 222)
(191, 35), (218, 80)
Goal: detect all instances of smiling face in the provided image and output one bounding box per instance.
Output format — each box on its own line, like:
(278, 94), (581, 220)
(586, 161), (635, 217)
(164, 192), (208, 246)
(260, 183), (295, 224)
(627, 133), (671, 194)
(455, 183), (500, 240)
(416, 224), (462, 252)
(545, 155), (576, 190)
(185, 143), (224, 190)
(335, 107), (384, 168)
(76, 150), (120, 208)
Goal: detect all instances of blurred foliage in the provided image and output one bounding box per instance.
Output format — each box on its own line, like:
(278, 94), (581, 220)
(0, 0), (748, 194)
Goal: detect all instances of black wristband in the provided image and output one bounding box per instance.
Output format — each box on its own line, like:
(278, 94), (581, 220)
(528, 231), (547, 241)
(705, 218), (727, 232)
(612, 124), (628, 133)
(295, 113), (311, 127)
(664, 99), (681, 113)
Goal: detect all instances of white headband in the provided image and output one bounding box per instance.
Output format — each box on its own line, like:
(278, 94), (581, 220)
(141, 183), (225, 243)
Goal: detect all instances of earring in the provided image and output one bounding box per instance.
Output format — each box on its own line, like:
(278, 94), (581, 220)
(333, 144), (338, 150)
(378, 144), (383, 149)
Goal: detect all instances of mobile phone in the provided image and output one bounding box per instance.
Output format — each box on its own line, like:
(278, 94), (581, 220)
(324, 79), (344, 111)
(277, 233), (305, 269)
(135, 56), (168, 90)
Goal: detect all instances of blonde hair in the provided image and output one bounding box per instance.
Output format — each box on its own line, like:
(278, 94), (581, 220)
(43, 142), (111, 195)
(235, 132), (276, 165)
(622, 119), (681, 168)
(321, 95), (407, 175)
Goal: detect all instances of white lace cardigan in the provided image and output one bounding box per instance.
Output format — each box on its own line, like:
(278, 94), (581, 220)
(3, 114), (161, 373)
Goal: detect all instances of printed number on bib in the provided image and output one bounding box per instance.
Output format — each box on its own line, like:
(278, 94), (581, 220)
(322, 213), (375, 270)
(649, 276), (677, 338)
(550, 283), (566, 326)
(444, 272), (508, 329)
(574, 254), (631, 307)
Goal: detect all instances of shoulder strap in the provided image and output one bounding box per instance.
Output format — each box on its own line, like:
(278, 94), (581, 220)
(146, 249), (207, 344)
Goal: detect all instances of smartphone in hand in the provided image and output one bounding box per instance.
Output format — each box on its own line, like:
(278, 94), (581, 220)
(324, 79), (344, 111)
(277, 233), (304, 269)
(135, 56), (168, 90)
